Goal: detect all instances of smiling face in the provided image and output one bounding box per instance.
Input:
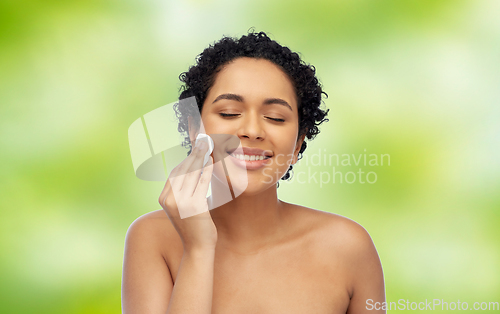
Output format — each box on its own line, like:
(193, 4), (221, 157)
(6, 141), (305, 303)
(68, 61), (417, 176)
(199, 57), (304, 195)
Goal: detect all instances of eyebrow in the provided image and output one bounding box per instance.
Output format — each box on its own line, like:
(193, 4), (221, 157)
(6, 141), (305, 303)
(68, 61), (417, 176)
(212, 93), (293, 111)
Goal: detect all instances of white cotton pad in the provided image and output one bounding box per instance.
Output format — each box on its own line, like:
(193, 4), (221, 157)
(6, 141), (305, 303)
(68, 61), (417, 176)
(196, 133), (214, 166)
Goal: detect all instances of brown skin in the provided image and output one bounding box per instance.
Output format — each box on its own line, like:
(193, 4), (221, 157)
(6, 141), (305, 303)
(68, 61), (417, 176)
(122, 57), (386, 313)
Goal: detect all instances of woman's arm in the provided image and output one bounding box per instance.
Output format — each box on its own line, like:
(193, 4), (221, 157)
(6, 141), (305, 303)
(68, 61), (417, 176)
(167, 247), (215, 314)
(122, 215), (173, 313)
(123, 141), (217, 313)
(344, 222), (386, 314)
(122, 215), (216, 314)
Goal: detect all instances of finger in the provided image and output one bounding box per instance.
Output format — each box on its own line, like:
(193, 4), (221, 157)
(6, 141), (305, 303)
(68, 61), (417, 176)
(193, 156), (214, 197)
(168, 142), (204, 191)
(161, 152), (192, 206)
(179, 140), (210, 192)
(166, 162), (184, 192)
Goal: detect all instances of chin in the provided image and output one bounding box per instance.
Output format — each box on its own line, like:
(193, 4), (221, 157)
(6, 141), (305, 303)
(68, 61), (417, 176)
(232, 176), (278, 197)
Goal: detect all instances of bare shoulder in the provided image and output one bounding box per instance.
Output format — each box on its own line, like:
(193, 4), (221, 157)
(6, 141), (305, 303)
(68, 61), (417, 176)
(125, 209), (182, 258)
(286, 203), (379, 262)
(288, 203), (372, 241)
(127, 209), (172, 237)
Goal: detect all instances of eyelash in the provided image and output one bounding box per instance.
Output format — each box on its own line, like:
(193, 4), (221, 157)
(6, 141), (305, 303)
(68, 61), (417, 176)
(219, 113), (285, 123)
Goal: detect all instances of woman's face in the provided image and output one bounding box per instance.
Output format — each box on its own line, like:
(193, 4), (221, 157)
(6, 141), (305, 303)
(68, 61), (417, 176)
(200, 57), (304, 195)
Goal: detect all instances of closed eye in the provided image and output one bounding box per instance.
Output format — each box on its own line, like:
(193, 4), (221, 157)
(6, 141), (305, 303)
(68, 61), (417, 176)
(219, 113), (240, 118)
(266, 117), (285, 122)
(219, 113), (284, 122)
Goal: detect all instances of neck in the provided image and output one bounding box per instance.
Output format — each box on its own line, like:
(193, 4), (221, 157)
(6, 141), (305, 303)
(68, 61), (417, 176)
(208, 180), (287, 253)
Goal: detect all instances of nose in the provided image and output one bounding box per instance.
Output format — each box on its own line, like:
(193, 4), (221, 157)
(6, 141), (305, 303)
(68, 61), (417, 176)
(237, 111), (265, 141)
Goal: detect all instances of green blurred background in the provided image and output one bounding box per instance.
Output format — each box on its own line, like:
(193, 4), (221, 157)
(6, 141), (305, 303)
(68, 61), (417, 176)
(1, 0), (499, 312)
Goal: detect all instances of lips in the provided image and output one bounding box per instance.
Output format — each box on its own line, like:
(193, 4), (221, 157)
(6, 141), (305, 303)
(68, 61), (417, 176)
(226, 146), (274, 170)
(228, 147), (273, 158)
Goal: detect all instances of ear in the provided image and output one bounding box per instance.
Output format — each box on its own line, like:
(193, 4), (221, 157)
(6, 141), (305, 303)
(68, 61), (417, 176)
(291, 134), (306, 165)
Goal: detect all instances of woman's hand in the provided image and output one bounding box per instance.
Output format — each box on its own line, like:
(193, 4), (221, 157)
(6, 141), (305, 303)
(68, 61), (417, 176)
(159, 139), (217, 252)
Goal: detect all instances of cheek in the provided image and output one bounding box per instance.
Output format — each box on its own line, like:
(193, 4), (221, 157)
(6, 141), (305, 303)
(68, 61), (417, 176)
(274, 154), (294, 168)
(200, 115), (229, 135)
(273, 125), (299, 151)
(274, 139), (299, 166)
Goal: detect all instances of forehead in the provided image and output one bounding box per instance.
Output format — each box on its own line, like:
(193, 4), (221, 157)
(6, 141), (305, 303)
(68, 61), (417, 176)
(207, 57), (297, 108)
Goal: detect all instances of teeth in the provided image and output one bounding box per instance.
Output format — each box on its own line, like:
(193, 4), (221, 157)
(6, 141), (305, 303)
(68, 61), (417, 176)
(231, 154), (267, 161)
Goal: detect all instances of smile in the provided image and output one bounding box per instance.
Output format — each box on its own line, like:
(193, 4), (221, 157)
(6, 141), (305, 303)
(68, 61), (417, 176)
(230, 153), (271, 161)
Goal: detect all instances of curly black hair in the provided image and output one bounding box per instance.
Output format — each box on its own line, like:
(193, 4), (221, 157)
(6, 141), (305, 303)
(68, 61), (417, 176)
(176, 30), (329, 182)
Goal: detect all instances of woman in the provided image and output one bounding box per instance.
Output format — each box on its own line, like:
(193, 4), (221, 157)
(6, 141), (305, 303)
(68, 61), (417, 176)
(122, 31), (386, 314)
